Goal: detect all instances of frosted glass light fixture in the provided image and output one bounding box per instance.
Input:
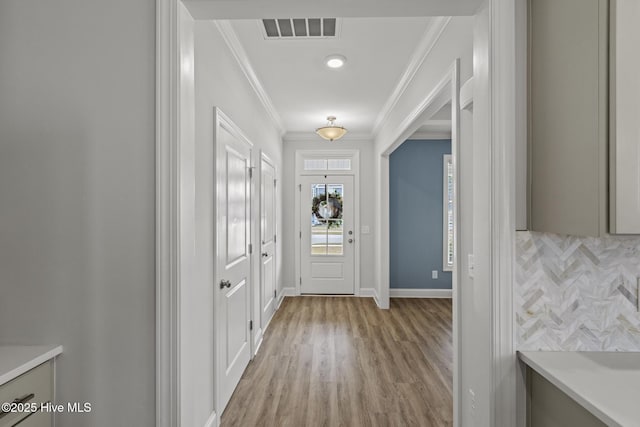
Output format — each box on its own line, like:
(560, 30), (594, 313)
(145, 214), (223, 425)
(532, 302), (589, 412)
(315, 116), (347, 141)
(325, 54), (347, 69)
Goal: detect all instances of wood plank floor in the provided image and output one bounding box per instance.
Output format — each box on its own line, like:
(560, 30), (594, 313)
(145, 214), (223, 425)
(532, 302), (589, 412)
(221, 297), (453, 427)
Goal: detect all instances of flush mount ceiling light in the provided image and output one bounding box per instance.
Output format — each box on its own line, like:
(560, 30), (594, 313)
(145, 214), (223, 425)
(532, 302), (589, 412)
(315, 116), (348, 141)
(325, 54), (347, 69)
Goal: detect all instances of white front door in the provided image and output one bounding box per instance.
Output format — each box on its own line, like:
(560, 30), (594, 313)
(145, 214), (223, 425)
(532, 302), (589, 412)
(215, 112), (252, 414)
(260, 155), (277, 330)
(300, 175), (355, 294)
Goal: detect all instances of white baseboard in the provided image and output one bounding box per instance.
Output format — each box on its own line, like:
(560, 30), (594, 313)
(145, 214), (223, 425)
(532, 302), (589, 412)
(204, 410), (217, 427)
(390, 288), (452, 298)
(359, 287), (377, 298)
(277, 287), (296, 310)
(253, 327), (263, 356)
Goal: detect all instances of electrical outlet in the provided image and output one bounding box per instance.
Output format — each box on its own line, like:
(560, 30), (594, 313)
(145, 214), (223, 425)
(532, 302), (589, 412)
(432, 270), (438, 279)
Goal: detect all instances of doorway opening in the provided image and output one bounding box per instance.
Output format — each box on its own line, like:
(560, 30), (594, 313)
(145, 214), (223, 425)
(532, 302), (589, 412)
(379, 60), (463, 424)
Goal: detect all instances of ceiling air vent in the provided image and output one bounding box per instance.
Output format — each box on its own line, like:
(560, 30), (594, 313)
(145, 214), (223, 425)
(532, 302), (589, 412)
(261, 18), (339, 39)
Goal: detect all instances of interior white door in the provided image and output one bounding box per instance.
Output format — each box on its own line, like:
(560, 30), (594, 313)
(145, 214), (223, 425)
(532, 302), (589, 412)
(215, 112), (252, 414)
(300, 175), (355, 294)
(260, 155), (277, 330)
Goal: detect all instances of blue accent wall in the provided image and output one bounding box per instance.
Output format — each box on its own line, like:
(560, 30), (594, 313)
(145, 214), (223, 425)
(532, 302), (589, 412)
(390, 139), (452, 289)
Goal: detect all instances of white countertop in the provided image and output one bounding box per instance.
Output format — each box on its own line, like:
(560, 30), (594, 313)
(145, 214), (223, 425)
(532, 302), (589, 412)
(0, 345), (63, 385)
(519, 351), (640, 427)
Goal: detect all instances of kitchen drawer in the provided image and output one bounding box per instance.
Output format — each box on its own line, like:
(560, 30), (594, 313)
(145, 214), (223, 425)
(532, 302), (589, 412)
(0, 362), (52, 427)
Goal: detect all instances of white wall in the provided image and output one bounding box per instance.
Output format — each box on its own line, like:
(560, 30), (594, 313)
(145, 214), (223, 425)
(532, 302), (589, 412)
(282, 139), (375, 294)
(185, 17), (284, 425)
(0, 1), (156, 426)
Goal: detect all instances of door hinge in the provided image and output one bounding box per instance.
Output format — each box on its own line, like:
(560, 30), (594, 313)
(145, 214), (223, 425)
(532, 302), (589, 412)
(274, 235), (277, 244)
(274, 290), (277, 298)
(249, 243), (253, 254)
(300, 277), (302, 285)
(274, 179), (277, 187)
(249, 320), (253, 331)
(299, 231), (302, 239)
(298, 184), (301, 191)
(248, 167), (254, 178)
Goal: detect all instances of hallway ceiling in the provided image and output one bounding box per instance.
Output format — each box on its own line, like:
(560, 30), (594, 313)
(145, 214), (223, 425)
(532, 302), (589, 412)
(185, 0), (482, 140)
(229, 17), (433, 137)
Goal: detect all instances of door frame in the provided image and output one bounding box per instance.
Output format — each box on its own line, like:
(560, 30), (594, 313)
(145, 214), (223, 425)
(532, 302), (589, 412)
(294, 149), (360, 296)
(379, 59), (462, 424)
(157, 1), (520, 426)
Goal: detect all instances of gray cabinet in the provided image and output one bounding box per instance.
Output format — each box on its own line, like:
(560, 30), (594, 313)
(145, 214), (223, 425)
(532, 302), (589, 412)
(528, 0), (608, 237)
(527, 368), (606, 427)
(609, 0), (640, 234)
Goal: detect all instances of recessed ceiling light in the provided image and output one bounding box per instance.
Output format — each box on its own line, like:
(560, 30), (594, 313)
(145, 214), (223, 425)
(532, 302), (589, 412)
(325, 54), (347, 69)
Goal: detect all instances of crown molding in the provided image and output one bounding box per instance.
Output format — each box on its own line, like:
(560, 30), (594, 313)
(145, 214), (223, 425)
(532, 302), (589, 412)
(215, 20), (286, 136)
(371, 16), (452, 138)
(283, 131), (373, 143)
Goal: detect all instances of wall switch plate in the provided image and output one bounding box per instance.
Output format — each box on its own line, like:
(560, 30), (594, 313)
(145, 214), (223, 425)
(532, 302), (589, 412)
(361, 225), (370, 234)
(432, 270), (438, 279)
(468, 254), (475, 278)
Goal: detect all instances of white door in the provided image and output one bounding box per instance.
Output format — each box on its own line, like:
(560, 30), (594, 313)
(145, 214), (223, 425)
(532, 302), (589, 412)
(300, 175), (355, 294)
(260, 155), (277, 330)
(215, 112), (252, 414)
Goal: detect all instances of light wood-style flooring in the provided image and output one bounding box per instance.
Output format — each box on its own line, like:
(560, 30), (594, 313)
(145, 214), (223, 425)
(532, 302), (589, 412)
(221, 296), (453, 427)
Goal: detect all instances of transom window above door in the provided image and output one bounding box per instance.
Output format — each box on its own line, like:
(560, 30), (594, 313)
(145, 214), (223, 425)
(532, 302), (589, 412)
(303, 158), (352, 171)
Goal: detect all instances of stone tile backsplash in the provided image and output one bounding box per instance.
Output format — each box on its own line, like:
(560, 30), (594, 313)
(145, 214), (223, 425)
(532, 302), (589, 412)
(516, 231), (640, 351)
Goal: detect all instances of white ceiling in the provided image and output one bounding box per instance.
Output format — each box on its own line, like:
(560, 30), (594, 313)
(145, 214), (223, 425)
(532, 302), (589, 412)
(230, 17), (432, 136)
(185, 0), (482, 140)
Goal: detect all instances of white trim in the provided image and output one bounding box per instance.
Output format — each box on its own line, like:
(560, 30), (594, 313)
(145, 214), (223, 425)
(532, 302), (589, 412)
(358, 287), (377, 298)
(215, 21), (286, 136)
(203, 411), (217, 427)
(381, 70), (454, 156)
(253, 327), (264, 356)
(460, 77), (474, 110)
(390, 288), (453, 298)
(406, 131), (452, 140)
(372, 17), (452, 137)
(490, 0), (517, 425)
(283, 131), (372, 143)
(156, 0), (181, 426)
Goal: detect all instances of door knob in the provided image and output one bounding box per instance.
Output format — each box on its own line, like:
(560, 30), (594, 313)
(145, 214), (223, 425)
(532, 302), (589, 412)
(219, 280), (232, 289)
(262, 252), (269, 257)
